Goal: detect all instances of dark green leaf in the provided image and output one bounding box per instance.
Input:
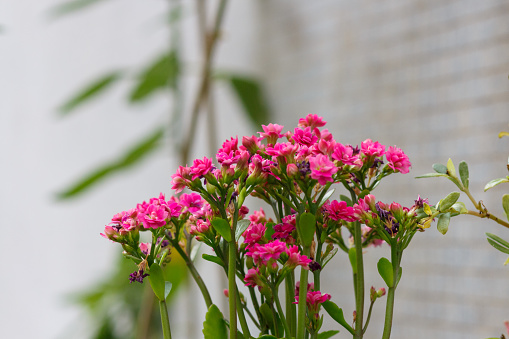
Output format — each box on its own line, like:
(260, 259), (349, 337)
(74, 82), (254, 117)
(259, 303), (274, 332)
(484, 178), (509, 192)
(202, 304), (227, 339)
(432, 163), (448, 174)
(235, 219), (251, 241)
(57, 128), (164, 199)
(129, 51), (179, 102)
(439, 192), (460, 212)
(49, 0), (109, 18)
(59, 71), (122, 115)
(377, 257), (394, 288)
(322, 300), (354, 335)
(264, 222), (276, 240)
(437, 212), (451, 235)
(211, 218), (232, 242)
(458, 161), (469, 189)
(318, 330), (340, 339)
(202, 254), (224, 267)
(222, 74), (270, 128)
(297, 212), (316, 247)
(257, 336), (277, 339)
(148, 263), (166, 301)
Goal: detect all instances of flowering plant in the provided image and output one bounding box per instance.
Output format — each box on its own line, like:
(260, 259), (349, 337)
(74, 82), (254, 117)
(102, 115), (428, 339)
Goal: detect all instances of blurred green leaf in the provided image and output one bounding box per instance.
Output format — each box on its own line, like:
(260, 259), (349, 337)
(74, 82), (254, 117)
(202, 254), (224, 267)
(49, 0), (109, 18)
(297, 212), (316, 247)
(59, 71), (123, 115)
(377, 257), (394, 287)
(130, 51), (179, 102)
(57, 127), (164, 199)
(322, 300), (353, 335)
(164, 282), (172, 300)
(211, 218), (232, 242)
(503, 194), (509, 221)
(318, 330), (340, 339)
(484, 178), (509, 192)
(439, 192), (460, 212)
(432, 163), (448, 174)
(264, 222), (276, 240)
(202, 304), (227, 339)
(148, 263), (166, 301)
(318, 189), (335, 207)
(458, 161), (469, 189)
(219, 74), (270, 128)
(437, 212), (451, 235)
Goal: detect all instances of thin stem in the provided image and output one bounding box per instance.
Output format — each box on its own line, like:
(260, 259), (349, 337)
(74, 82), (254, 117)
(172, 241), (213, 307)
(313, 238), (323, 290)
(297, 246), (311, 339)
(228, 240), (237, 338)
(159, 299), (172, 339)
(466, 210), (509, 229)
(381, 245), (400, 339)
(362, 300), (375, 334)
(272, 285), (292, 339)
(236, 287), (251, 338)
(353, 222), (364, 339)
(285, 274), (297, 337)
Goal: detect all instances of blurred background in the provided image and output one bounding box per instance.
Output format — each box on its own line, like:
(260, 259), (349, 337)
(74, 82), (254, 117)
(1, 1), (508, 338)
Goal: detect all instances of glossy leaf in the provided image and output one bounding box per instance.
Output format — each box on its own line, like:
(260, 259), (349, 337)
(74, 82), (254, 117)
(432, 163), (448, 174)
(222, 74), (270, 128)
(439, 192), (460, 212)
(49, 0), (109, 18)
(458, 161), (469, 189)
(322, 300), (354, 335)
(377, 257), (394, 287)
(318, 330), (340, 339)
(202, 254), (224, 267)
(202, 304), (227, 339)
(129, 51), (179, 102)
(437, 212), (451, 235)
(148, 263), (166, 301)
(59, 71), (122, 115)
(57, 127), (164, 199)
(211, 218), (232, 242)
(235, 219), (251, 241)
(484, 178), (509, 192)
(503, 194), (509, 221)
(297, 212), (316, 247)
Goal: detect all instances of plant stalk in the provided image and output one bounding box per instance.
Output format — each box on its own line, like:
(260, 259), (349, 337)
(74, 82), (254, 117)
(272, 285), (292, 339)
(297, 246), (311, 339)
(228, 239), (237, 338)
(159, 299), (172, 339)
(353, 222), (365, 339)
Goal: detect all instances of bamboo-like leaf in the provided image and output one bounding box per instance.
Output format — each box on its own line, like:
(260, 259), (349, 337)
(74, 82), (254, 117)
(49, 0), (109, 18)
(57, 127), (164, 199)
(130, 51), (179, 102)
(202, 254), (224, 267)
(484, 178), (509, 192)
(59, 71), (123, 115)
(202, 304), (227, 339)
(487, 238), (509, 255)
(318, 189), (335, 207)
(415, 173), (449, 179)
(219, 74), (270, 128)
(486, 233), (509, 249)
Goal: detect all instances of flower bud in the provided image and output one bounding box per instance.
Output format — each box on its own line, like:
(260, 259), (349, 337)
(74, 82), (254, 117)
(286, 163), (299, 177)
(377, 288), (386, 298)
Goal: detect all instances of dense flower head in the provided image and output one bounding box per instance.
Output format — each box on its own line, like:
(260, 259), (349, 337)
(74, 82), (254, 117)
(249, 208), (269, 224)
(190, 157), (214, 180)
(294, 288), (331, 318)
(298, 114), (327, 130)
(285, 245), (312, 269)
(309, 154), (338, 185)
(189, 219), (211, 239)
(332, 143), (362, 167)
(243, 223), (267, 248)
(361, 139), (386, 157)
(323, 200), (356, 222)
(385, 146), (411, 174)
(246, 240), (287, 266)
(259, 123), (284, 145)
(140, 204), (168, 229)
(179, 193), (204, 214)
(292, 127), (318, 147)
(272, 222), (296, 244)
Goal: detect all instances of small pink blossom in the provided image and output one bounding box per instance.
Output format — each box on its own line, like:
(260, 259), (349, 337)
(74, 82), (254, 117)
(309, 154), (338, 185)
(243, 223), (266, 247)
(293, 127), (318, 147)
(190, 219), (210, 238)
(259, 123), (284, 145)
(249, 208), (268, 224)
(298, 114), (326, 130)
(141, 204), (168, 229)
(139, 242), (151, 256)
(244, 268), (262, 288)
(324, 200), (356, 222)
(361, 139), (386, 157)
(180, 193), (204, 214)
(241, 135), (262, 153)
(190, 157), (213, 180)
(385, 146), (411, 174)
(294, 290), (331, 317)
(246, 240), (287, 266)
(331, 143), (362, 167)
(272, 223), (296, 244)
(286, 245), (312, 269)
(171, 166), (192, 193)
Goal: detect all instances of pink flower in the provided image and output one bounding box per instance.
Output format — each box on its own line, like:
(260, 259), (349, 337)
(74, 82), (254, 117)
(141, 204), (168, 229)
(171, 166), (192, 193)
(190, 157), (213, 180)
(294, 290), (331, 317)
(246, 240), (287, 266)
(309, 154), (338, 185)
(285, 245), (312, 269)
(249, 208), (268, 224)
(293, 127), (318, 147)
(179, 193), (204, 214)
(241, 135), (262, 153)
(361, 139), (386, 157)
(324, 200), (356, 222)
(218, 136), (238, 154)
(298, 114), (326, 130)
(385, 146), (411, 174)
(243, 223), (266, 248)
(272, 223), (296, 244)
(259, 123), (284, 145)
(139, 242), (151, 256)
(331, 143), (362, 167)
(244, 268), (262, 288)
(190, 219), (210, 238)
(165, 201), (182, 218)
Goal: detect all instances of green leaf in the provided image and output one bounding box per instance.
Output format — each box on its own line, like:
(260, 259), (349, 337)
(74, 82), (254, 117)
(484, 178), (509, 192)
(446, 159), (456, 177)
(129, 51), (179, 102)
(264, 222), (276, 240)
(318, 330), (340, 339)
(164, 282), (172, 300)
(450, 202), (468, 214)
(502, 194), (509, 221)
(235, 219), (251, 241)
(257, 336), (277, 339)
(318, 189), (335, 207)
(49, 0), (109, 18)
(377, 257), (394, 288)
(202, 254), (224, 267)
(148, 263), (166, 301)
(297, 212), (316, 247)
(211, 218), (232, 242)
(339, 195), (352, 206)
(59, 71), (122, 115)
(415, 173), (449, 179)
(432, 163), (448, 174)
(437, 212), (451, 235)
(458, 161), (469, 189)
(439, 192), (460, 212)
(57, 127), (164, 199)
(202, 304), (227, 339)
(322, 300), (354, 335)
(486, 233), (509, 249)
(487, 238), (509, 255)
(221, 74), (270, 128)
(259, 303), (274, 331)
(348, 247), (357, 274)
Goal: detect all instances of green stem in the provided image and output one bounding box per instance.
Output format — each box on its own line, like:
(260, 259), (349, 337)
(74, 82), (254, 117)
(353, 222), (364, 339)
(228, 240), (237, 338)
(285, 274), (297, 337)
(381, 246), (400, 339)
(272, 285), (292, 339)
(159, 299), (172, 339)
(313, 239), (323, 290)
(466, 210), (509, 229)
(297, 246), (311, 339)
(362, 301), (375, 334)
(236, 287), (251, 338)
(173, 242), (213, 308)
